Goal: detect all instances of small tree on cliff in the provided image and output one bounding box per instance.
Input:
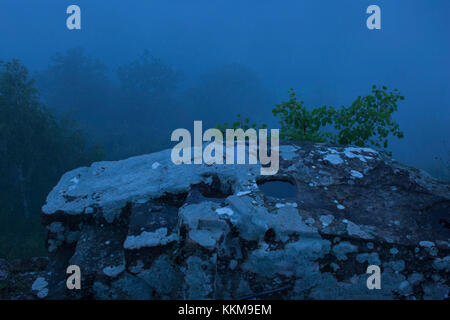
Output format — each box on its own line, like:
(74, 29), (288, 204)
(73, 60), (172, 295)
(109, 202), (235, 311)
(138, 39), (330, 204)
(220, 85), (404, 152)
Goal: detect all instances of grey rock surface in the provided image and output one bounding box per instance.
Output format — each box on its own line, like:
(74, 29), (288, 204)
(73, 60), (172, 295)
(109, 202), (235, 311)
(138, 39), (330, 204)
(36, 142), (449, 299)
(0, 257), (49, 299)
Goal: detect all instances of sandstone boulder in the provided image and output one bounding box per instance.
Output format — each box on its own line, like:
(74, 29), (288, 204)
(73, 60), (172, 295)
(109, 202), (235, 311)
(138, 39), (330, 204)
(36, 142), (449, 299)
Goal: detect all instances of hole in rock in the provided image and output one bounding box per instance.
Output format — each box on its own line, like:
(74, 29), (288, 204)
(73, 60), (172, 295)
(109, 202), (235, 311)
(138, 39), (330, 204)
(257, 179), (297, 199)
(426, 201), (450, 235)
(264, 228), (276, 243)
(438, 218), (450, 230)
(196, 175), (233, 198)
(157, 192), (188, 208)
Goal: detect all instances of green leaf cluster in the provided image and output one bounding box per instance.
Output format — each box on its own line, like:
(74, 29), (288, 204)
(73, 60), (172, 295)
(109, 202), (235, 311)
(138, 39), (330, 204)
(217, 113), (267, 133)
(219, 86), (404, 152)
(330, 85), (404, 149)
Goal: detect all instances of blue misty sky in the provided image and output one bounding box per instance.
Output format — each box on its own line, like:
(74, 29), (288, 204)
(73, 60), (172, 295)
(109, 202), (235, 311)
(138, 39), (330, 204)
(1, 0), (449, 169)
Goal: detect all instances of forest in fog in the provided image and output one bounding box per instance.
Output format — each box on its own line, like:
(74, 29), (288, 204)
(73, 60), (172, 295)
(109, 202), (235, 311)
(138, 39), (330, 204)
(0, 1), (448, 260)
(0, 48), (277, 258)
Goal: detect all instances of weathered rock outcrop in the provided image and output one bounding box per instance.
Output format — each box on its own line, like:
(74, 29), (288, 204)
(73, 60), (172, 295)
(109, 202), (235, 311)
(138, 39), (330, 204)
(0, 257), (49, 300)
(36, 142), (449, 299)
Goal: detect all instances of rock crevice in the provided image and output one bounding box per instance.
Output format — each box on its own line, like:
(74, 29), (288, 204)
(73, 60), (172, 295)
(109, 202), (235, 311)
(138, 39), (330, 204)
(35, 142), (449, 299)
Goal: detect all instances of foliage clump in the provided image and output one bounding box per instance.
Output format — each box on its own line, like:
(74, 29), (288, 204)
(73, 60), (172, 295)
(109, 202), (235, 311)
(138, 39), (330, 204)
(0, 59), (103, 259)
(220, 85), (405, 152)
(217, 113), (267, 133)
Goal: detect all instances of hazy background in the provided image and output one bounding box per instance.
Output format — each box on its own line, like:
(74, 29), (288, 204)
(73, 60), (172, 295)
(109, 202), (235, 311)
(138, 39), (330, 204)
(0, 1), (448, 257)
(2, 0), (448, 169)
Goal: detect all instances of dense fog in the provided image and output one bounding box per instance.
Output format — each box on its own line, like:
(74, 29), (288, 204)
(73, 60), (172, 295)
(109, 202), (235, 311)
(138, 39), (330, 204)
(0, 0), (448, 258)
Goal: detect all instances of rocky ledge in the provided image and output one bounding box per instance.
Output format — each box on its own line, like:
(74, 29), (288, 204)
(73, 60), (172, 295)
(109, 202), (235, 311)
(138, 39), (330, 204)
(33, 142), (449, 299)
(0, 257), (49, 300)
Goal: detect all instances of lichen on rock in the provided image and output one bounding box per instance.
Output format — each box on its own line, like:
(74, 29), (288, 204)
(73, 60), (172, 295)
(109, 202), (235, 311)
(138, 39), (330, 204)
(34, 142), (449, 299)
